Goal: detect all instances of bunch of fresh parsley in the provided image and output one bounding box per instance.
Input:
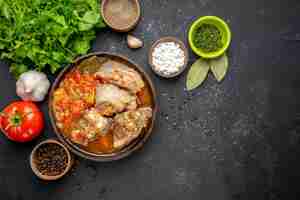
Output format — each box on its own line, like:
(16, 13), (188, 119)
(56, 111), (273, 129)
(0, 0), (105, 77)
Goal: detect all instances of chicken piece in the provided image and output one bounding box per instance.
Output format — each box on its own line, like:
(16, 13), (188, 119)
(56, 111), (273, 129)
(83, 108), (113, 135)
(113, 107), (152, 149)
(96, 60), (145, 93)
(69, 108), (112, 146)
(96, 84), (137, 116)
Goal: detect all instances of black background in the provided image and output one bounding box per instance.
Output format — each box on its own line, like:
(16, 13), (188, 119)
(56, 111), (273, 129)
(1, 0), (300, 199)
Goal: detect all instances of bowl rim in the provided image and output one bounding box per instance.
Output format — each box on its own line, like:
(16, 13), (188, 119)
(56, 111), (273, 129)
(101, 0), (141, 32)
(30, 139), (73, 181)
(148, 36), (189, 78)
(188, 16), (232, 59)
(48, 52), (158, 162)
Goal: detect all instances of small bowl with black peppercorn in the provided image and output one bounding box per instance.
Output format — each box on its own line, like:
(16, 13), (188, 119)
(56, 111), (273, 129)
(30, 139), (73, 181)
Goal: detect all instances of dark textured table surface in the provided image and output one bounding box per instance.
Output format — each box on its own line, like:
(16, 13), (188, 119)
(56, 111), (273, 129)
(1, 0), (300, 199)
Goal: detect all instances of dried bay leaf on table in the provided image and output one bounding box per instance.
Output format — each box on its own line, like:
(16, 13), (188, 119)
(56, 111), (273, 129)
(209, 53), (229, 82)
(186, 58), (210, 91)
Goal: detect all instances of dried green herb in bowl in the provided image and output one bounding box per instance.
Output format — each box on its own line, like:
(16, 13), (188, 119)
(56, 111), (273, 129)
(193, 24), (223, 53)
(188, 16), (231, 59)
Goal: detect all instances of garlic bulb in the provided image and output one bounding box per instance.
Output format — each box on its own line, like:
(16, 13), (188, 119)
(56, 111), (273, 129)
(16, 71), (51, 102)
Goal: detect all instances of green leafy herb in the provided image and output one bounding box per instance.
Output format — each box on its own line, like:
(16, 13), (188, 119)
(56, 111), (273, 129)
(193, 24), (223, 53)
(0, 0), (105, 77)
(186, 58), (210, 91)
(209, 53), (228, 82)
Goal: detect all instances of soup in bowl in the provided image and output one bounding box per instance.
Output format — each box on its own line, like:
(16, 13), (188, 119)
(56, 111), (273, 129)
(49, 53), (157, 161)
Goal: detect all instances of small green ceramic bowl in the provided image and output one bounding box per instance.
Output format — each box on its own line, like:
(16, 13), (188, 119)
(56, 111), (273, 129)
(188, 16), (231, 59)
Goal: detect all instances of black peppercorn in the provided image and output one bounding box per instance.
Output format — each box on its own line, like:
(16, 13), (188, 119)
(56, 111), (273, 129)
(34, 143), (68, 176)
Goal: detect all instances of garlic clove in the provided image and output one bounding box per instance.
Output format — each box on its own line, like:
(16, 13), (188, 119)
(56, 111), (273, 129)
(127, 34), (143, 49)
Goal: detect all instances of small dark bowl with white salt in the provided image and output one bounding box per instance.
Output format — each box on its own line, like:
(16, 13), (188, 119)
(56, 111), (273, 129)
(149, 37), (189, 78)
(30, 139), (73, 181)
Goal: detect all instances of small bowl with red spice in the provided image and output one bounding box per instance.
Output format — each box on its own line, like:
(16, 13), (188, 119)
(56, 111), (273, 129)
(30, 139), (73, 181)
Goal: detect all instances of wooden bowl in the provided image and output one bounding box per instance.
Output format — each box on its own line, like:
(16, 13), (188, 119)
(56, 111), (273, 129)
(149, 37), (189, 78)
(30, 139), (73, 181)
(101, 0), (141, 32)
(48, 52), (158, 162)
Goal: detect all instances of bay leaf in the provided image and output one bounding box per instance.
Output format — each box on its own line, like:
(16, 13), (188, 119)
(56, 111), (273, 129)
(209, 53), (229, 82)
(186, 58), (210, 91)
